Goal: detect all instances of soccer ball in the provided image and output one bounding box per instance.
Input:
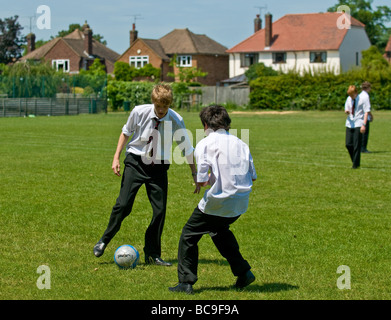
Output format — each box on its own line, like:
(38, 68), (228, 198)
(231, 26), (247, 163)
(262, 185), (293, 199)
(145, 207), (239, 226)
(114, 245), (139, 269)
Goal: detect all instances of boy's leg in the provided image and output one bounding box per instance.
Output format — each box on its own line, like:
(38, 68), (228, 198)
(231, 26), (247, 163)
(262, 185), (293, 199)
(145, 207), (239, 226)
(100, 154), (145, 245)
(206, 215), (251, 277)
(345, 127), (354, 162)
(352, 128), (362, 168)
(177, 207), (209, 285)
(144, 166), (169, 260)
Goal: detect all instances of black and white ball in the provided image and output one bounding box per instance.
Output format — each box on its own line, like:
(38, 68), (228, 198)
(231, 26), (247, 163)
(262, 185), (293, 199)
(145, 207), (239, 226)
(114, 245), (139, 269)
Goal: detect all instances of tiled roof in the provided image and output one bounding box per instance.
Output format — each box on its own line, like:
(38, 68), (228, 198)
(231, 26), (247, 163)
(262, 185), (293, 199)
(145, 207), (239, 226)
(20, 29), (119, 63)
(159, 28), (228, 55)
(227, 12), (366, 53)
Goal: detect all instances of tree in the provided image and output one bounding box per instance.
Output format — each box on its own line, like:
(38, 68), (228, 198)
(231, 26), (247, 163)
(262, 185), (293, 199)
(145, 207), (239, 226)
(245, 62), (279, 81)
(328, 0), (391, 51)
(167, 55), (207, 84)
(0, 16), (24, 64)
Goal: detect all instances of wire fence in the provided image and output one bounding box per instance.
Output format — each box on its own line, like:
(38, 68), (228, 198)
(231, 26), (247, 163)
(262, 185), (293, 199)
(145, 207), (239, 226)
(0, 97), (107, 117)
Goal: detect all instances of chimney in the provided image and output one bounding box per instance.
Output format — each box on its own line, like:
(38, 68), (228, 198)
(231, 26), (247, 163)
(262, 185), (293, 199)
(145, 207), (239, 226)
(84, 25), (93, 56)
(254, 14), (262, 33)
(130, 23), (138, 47)
(265, 13), (272, 48)
(26, 33), (36, 54)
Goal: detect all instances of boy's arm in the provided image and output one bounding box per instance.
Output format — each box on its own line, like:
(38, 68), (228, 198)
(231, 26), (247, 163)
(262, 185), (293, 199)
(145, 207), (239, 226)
(112, 133), (129, 177)
(186, 152), (200, 194)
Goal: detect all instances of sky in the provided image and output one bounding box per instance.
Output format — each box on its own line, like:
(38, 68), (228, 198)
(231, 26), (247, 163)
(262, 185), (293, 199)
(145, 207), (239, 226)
(1, 0), (390, 55)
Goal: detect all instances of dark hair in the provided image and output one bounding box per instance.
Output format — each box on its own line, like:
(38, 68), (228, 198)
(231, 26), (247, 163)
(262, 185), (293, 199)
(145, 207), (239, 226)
(199, 105), (231, 131)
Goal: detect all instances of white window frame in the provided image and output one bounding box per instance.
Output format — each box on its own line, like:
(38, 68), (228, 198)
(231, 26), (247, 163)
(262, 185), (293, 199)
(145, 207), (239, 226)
(52, 59), (70, 72)
(177, 55), (192, 67)
(129, 56), (149, 68)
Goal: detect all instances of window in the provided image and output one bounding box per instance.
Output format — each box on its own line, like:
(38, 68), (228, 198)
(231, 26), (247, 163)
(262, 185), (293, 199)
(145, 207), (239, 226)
(240, 53), (258, 67)
(129, 56), (149, 68)
(272, 52), (287, 64)
(177, 55), (192, 67)
(310, 52), (327, 63)
(52, 59), (70, 72)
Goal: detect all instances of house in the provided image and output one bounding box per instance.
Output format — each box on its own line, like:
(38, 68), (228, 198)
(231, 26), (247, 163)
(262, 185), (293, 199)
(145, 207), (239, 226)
(117, 24), (229, 85)
(20, 22), (120, 74)
(384, 35), (391, 64)
(227, 12), (371, 77)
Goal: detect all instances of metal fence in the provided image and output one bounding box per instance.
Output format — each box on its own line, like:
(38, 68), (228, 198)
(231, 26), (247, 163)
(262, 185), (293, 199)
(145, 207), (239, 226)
(0, 97), (107, 117)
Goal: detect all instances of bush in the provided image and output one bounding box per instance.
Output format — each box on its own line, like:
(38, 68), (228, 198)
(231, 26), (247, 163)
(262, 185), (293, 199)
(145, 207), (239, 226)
(249, 67), (391, 110)
(107, 81), (155, 110)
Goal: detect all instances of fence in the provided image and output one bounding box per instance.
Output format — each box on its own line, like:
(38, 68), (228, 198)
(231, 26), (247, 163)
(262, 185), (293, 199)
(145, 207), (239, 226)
(195, 86), (250, 106)
(0, 97), (107, 117)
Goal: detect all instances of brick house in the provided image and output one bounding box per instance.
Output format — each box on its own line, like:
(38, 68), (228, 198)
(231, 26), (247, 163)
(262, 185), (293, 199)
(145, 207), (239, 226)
(20, 22), (120, 74)
(227, 12), (371, 77)
(117, 25), (229, 85)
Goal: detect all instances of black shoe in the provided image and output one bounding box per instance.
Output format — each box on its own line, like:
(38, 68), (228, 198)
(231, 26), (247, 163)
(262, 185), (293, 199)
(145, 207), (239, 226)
(362, 149), (371, 153)
(169, 283), (194, 294)
(234, 270), (255, 289)
(145, 256), (172, 266)
(93, 239), (106, 257)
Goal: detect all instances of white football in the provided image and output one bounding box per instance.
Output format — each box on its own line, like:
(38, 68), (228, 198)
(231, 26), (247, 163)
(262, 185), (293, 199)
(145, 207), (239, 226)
(114, 245), (139, 269)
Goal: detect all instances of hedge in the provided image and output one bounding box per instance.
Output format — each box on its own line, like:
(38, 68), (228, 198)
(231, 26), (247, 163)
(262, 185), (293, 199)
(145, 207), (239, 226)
(249, 69), (391, 110)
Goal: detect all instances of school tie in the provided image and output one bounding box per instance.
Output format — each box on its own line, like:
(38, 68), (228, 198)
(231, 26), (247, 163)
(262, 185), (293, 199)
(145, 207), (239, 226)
(147, 118), (160, 161)
(351, 98), (355, 116)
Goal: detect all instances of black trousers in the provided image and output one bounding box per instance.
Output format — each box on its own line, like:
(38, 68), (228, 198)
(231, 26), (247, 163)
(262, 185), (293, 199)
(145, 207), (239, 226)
(346, 127), (362, 168)
(101, 153), (169, 258)
(361, 122), (370, 151)
(177, 207), (251, 285)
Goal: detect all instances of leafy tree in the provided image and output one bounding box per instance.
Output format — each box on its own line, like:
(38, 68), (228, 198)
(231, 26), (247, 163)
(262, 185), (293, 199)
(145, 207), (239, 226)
(113, 61), (160, 81)
(361, 45), (390, 70)
(168, 55), (207, 83)
(0, 16), (24, 64)
(245, 62), (279, 81)
(327, 0), (391, 51)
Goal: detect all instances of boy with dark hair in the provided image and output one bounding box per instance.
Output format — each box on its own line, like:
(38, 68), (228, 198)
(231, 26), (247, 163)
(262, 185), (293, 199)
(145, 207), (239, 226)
(169, 105), (257, 294)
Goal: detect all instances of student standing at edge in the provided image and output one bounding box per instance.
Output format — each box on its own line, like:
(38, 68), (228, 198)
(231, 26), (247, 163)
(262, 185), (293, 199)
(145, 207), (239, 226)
(94, 84), (199, 266)
(344, 85), (370, 169)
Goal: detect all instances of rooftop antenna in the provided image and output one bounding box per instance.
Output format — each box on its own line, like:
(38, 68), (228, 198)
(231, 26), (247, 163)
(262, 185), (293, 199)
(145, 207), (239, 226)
(129, 14), (144, 25)
(255, 5), (268, 16)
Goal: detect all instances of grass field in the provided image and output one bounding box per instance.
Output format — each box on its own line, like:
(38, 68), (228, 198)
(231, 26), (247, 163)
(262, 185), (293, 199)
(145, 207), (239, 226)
(1, 110), (390, 300)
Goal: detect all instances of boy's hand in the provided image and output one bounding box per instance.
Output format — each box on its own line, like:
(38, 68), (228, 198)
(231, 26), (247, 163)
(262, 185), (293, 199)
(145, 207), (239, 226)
(193, 175), (201, 194)
(112, 159), (121, 177)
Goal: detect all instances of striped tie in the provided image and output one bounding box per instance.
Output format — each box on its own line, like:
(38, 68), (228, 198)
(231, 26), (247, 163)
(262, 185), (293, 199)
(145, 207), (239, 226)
(147, 118), (160, 163)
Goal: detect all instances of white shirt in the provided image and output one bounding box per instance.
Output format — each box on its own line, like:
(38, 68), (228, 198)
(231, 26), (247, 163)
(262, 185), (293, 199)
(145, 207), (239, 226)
(195, 130), (257, 218)
(345, 92), (371, 128)
(122, 104), (194, 162)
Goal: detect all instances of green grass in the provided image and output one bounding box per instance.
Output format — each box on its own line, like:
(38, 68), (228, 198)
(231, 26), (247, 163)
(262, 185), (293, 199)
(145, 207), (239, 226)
(1, 110), (390, 300)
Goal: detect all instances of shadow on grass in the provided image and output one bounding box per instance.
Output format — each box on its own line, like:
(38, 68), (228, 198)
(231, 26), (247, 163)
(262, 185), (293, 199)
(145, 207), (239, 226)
(195, 282), (299, 294)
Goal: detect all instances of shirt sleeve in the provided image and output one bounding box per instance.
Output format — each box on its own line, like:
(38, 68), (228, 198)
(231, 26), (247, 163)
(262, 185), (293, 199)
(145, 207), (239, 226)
(344, 97), (350, 113)
(195, 140), (210, 183)
(122, 109), (138, 136)
(363, 95), (371, 113)
(249, 152), (257, 180)
(173, 118), (194, 157)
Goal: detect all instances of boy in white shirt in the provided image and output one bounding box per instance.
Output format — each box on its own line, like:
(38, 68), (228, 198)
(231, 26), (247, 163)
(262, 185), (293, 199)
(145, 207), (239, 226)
(344, 85), (370, 169)
(169, 105), (257, 294)
(93, 84), (198, 266)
